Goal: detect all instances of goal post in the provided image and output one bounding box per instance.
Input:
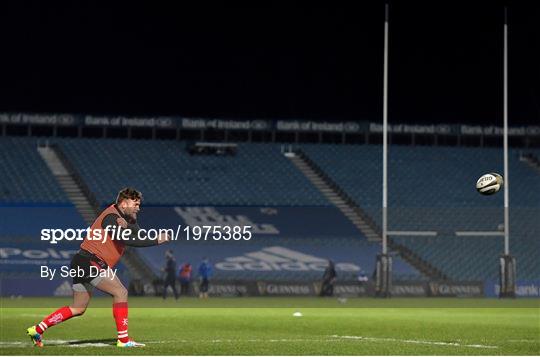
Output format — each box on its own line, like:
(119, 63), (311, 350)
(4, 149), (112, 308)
(375, 253), (392, 297)
(499, 7), (516, 298)
(499, 255), (516, 298)
(376, 4), (393, 299)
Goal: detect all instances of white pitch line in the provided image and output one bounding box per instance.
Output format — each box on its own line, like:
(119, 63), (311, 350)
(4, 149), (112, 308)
(0, 339), (331, 348)
(66, 342), (116, 348)
(0, 342), (26, 347)
(209, 339), (327, 343)
(18, 313), (45, 317)
(0, 340), (114, 348)
(331, 335), (498, 349)
(0, 336), (501, 349)
(141, 338), (341, 344)
(44, 339), (109, 346)
(128, 336), (500, 348)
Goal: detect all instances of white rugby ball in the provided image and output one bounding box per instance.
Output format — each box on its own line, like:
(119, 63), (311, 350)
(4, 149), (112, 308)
(476, 173), (503, 195)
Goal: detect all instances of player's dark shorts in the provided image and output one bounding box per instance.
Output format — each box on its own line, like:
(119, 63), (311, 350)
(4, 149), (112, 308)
(70, 249), (110, 292)
(200, 278), (209, 293)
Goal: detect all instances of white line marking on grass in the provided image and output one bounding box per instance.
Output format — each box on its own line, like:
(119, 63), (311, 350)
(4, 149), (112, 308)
(0, 340), (114, 348)
(45, 339), (108, 346)
(125, 337), (499, 347)
(209, 339), (324, 343)
(144, 338), (343, 344)
(66, 342), (116, 347)
(1, 339), (333, 348)
(0, 342), (27, 347)
(145, 340), (189, 344)
(331, 335), (498, 349)
(18, 313), (45, 317)
(1, 337), (503, 349)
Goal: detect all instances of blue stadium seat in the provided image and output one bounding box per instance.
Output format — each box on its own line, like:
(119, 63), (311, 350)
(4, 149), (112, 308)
(302, 144), (540, 281)
(58, 139), (330, 206)
(0, 137), (69, 204)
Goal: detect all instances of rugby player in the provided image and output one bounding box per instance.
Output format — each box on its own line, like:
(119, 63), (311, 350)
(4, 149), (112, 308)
(26, 188), (169, 348)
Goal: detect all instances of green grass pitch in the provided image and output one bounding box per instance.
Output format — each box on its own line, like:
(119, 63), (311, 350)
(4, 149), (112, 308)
(1, 297), (539, 355)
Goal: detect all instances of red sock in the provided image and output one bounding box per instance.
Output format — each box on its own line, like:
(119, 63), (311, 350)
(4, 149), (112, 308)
(113, 302), (129, 343)
(35, 306), (73, 334)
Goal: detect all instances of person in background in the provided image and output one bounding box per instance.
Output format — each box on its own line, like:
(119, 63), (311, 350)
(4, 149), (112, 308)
(179, 262), (192, 296)
(162, 250), (178, 300)
(198, 257), (213, 299)
(320, 259), (337, 297)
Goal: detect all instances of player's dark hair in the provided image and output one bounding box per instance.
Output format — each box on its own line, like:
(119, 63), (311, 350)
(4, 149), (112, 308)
(116, 187), (142, 204)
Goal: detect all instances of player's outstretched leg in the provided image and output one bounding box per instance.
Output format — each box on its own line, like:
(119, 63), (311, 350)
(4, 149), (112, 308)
(26, 291), (90, 347)
(96, 273), (145, 347)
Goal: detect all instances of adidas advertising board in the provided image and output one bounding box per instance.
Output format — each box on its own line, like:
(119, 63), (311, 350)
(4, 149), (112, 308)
(215, 246), (361, 273)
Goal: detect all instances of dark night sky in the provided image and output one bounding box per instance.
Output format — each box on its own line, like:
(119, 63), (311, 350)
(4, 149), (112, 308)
(0, 1), (538, 125)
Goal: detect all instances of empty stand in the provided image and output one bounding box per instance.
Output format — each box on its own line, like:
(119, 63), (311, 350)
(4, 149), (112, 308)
(0, 137), (68, 204)
(302, 144), (540, 281)
(58, 139), (329, 206)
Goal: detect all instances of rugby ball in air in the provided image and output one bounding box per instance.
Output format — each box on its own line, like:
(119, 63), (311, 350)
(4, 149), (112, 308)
(476, 173), (503, 195)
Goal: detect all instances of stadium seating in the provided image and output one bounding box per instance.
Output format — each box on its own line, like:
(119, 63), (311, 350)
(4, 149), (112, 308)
(2, 135), (536, 285)
(0, 204), (130, 295)
(0, 205), (89, 283)
(58, 139), (329, 206)
(0, 137), (69, 204)
(302, 144), (540, 281)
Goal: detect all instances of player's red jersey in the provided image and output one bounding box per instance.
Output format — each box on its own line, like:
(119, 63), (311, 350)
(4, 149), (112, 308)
(80, 204), (125, 268)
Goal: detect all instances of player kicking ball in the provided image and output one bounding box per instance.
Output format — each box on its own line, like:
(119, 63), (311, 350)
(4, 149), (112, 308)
(27, 188), (169, 348)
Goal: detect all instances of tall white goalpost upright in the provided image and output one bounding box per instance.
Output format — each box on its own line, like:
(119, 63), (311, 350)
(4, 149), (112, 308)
(375, 3), (392, 298)
(499, 6), (516, 298)
(382, 3), (389, 256)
